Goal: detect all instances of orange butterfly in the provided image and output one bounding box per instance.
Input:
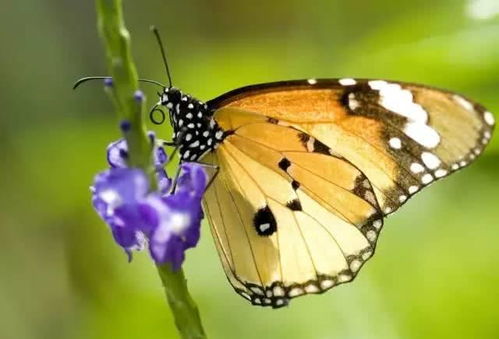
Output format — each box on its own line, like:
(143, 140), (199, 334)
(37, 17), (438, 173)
(156, 77), (494, 307)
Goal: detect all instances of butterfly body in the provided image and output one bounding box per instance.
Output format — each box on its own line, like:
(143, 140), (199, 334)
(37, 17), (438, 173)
(160, 87), (227, 162)
(158, 78), (494, 308)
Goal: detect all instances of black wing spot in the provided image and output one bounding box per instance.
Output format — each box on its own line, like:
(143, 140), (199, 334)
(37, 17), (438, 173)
(291, 180), (300, 190)
(313, 139), (330, 155)
(278, 157), (291, 171)
(253, 206), (277, 236)
(286, 199), (302, 211)
(298, 132), (310, 144)
(267, 117), (279, 124)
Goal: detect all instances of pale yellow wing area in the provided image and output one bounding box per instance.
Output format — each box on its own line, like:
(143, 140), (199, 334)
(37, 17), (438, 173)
(208, 79), (494, 215)
(202, 113), (383, 308)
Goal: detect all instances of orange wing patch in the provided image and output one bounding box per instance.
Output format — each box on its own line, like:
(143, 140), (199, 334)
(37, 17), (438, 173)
(210, 79), (494, 214)
(202, 115), (383, 307)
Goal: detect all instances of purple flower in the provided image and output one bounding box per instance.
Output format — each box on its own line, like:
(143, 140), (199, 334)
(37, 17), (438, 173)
(106, 137), (171, 193)
(91, 138), (207, 269)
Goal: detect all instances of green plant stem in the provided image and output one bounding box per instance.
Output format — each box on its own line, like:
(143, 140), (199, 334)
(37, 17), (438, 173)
(96, 0), (150, 169)
(157, 264), (207, 339)
(95, 1), (207, 338)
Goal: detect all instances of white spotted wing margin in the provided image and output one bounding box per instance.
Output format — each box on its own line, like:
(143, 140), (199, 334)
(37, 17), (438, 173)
(201, 118), (385, 308)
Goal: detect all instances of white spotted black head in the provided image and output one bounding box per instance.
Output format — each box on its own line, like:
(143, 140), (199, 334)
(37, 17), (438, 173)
(158, 87), (227, 162)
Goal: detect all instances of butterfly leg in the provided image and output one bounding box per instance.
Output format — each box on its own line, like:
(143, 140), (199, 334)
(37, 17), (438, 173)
(169, 161), (219, 194)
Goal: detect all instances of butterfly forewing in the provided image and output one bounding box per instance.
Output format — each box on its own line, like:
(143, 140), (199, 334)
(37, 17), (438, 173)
(208, 79), (494, 215)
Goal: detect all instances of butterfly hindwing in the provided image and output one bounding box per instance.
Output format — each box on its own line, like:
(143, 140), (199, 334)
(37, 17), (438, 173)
(202, 110), (384, 307)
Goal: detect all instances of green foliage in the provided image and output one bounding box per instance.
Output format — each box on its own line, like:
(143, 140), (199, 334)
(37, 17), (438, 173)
(0, 1), (498, 339)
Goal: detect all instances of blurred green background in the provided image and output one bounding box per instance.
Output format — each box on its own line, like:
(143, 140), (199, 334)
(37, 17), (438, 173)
(1, 0), (498, 338)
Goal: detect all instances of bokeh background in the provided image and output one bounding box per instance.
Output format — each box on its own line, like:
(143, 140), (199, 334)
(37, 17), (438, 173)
(1, 1), (498, 338)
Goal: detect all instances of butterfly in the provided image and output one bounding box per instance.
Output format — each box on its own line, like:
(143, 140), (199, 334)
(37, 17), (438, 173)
(78, 29), (495, 308)
(156, 77), (494, 308)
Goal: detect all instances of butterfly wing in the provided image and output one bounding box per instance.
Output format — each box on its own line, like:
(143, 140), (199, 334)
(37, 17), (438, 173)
(208, 79), (494, 215)
(202, 112), (383, 307)
(202, 79), (494, 307)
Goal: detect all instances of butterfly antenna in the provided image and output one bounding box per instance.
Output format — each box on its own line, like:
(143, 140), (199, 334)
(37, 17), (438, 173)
(73, 76), (111, 89)
(73, 76), (165, 90)
(150, 26), (173, 88)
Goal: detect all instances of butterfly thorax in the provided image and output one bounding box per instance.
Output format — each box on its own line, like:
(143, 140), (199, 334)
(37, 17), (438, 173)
(159, 87), (225, 162)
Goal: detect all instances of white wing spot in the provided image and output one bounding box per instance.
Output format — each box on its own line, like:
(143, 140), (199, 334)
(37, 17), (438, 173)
(451, 163), (459, 170)
(350, 259), (362, 272)
(239, 291), (251, 300)
(422, 173), (434, 184)
(399, 195), (407, 203)
(389, 137), (402, 149)
(373, 219), (382, 229)
(183, 150), (190, 159)
(366, 230), (377, 242)
(348, 93), (360, 110)
(421, 152), (441, 170)
(215, 131), (224, 140)
(484, 111), (495, 125)
(408, 185), (419, 194)
(338, 273), (352, 283)
(362, 250), (373, 260)
(306, 137), (315, 152)
(307, 79), (317, 85)
(251, 287), (264, 295)
(369, 80), (440, 148)
(288, 287), (304, 297)
(305, 284), (320, 293)
(410, 162), (425, 174)
(273, 286), (285, 297)
(434, 169), (448, 178)
(259, 223), (270, 232)
(185, 133), (192, 141)
(453, 95), (474, 111)
(320, 280), (335, 289)
(339, 78), (357, 86)
(404, 121), (440, 148)
(186, 113), (193, 119)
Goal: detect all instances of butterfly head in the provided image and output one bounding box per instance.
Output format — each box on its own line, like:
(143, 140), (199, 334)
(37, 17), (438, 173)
(158, 88), (226, 162)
